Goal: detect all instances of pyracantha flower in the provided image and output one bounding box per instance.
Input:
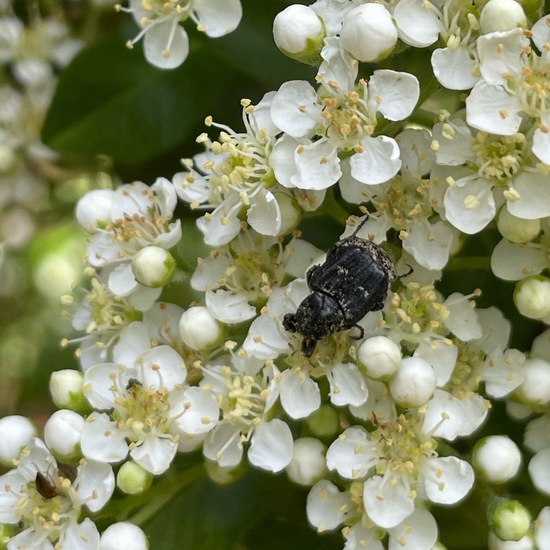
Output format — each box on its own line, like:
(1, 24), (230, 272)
(0, 438), (114, 550)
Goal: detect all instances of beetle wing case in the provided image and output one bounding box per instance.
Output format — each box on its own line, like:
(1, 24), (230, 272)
(307, 236), (394, 323)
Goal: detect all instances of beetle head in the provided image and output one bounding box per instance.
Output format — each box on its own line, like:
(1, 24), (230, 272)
(283, 293), (344, 356)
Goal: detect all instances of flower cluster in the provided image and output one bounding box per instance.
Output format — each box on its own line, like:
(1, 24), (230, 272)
(3, 0), (550, 549)
(0, 2), (82, 293)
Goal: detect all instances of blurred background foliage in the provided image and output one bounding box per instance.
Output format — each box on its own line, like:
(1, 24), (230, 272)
(0, 1), (545, 549)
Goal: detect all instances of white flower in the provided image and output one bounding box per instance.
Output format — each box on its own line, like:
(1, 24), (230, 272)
(174, 94), (288, 244)
(0, 438), (114, 549)
(120, 0), (242, 69)
(190, 229), (322, 325)
(77, 179), (181, 299)
(466, 23), (550, 164)
(269, 71), (419, 190)
(430, 118), (549, 234)
(81, 345), (218, 474)
(201, 356), (293, 472)
(325, 418), (474, 529)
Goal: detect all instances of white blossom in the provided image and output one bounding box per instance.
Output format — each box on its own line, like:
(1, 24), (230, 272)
(120, 0), (242, 69)
(0, 438), (114, 549)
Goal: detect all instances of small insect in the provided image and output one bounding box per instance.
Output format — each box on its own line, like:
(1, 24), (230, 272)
(35, 471), (59, 499)
(283, 217), (396, 357)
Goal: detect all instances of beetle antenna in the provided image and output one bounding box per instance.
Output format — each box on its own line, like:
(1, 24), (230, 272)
(350, 212), (369, 237)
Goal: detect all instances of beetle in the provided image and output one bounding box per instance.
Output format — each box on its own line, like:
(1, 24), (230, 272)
(283, 218), (396, 357)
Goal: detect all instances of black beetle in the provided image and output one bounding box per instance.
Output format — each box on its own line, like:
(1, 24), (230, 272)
(283, 218), (396, 357)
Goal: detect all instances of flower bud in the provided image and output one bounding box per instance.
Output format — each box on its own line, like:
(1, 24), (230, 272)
(490, 500), (532, 542)
(49, 369), (88, 413)
(473, 435), (522, 483)
(44, 409), (85, 460)
(273, 5), (325, 64)
(75, 189), (113, 230)
(357, 336), (402, 379)
(480, 0), (526, 34)
(515, 357), (550, 406)
(389, 357), (436, 407)
(514, 276), (550, 320)
(303, 404), (340, 439)
(178, 306), (222, 350)
(0, 415), (36, 465)
(117, 461), (153, 495)
(340, 4), (397, 62)
(204, 459), (247, 485)
(286, 437), (326, 486)
(132, 246), (176, 288)
(100, 522), (149, 550)
(497, 207), (540, 243)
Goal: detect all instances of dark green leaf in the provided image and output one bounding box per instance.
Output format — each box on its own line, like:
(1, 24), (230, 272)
(42, 37), (233, 165)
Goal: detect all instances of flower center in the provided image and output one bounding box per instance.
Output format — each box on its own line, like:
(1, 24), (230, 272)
(15, 473), (79, 543)
(472, 131), (526, 181)
(373, 414), (437, 477)
(113, 381), (174, 441)
(319, 84), (373, 147)
(516, 56), (550, 120)
(386, 283), (450, 344)
(217, 367), (270, 430)
(376, 177), (432, 230)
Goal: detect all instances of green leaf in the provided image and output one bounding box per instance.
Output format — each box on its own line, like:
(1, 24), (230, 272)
(142, 475), (262, 550)
(42, 37), (232, 165)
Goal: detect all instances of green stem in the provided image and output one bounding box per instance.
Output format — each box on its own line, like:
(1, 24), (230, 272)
(91, 464), (206, 525)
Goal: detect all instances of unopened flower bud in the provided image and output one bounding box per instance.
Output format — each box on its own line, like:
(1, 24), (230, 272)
(178, 306), (222, 350)
(514, 276), (550, 320)
(204, 460), (247, 485)
(515, 357), (550, 406)
(340, 4), (397, 62)
(75, 189), (113, 230)
(117, 461), (153, 495)
(357, 336), (402, 379)
(497, 207), (540, 243)
(303, 404), (340, 439)
(286, 437), (326, 486)
(132, 246), (176, 288)
(49, 369), (88, 413)
(44, 409), (85, 460)
(273, 5), (325, 64)
(100, 522), (149, 550)
(480, 0), (526, 33)
(0, 415), (37, 465)
(473, 435), (522, 483)
(389, 357), (436, 407)
(490, 500), (532, 542)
